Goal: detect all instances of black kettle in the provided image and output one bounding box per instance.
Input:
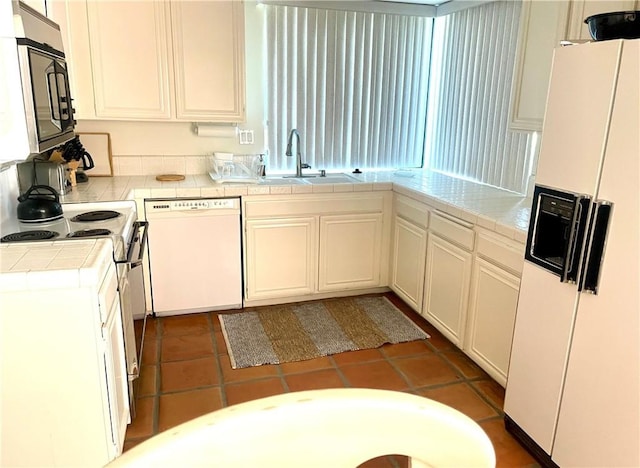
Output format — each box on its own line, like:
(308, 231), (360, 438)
(17, 185), (64, 223)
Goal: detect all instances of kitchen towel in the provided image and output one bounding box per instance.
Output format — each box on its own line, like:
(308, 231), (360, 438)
(219, 296), (429, 369)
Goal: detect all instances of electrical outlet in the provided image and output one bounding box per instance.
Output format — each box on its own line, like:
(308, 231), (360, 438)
(238, 130), (254, 145)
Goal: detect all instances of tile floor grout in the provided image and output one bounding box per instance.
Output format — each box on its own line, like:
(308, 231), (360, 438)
(126, 292), (538, 467)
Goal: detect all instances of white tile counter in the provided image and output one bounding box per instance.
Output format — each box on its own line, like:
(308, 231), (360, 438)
(0, 238), (114, 290)
(59, 170), (531, 242)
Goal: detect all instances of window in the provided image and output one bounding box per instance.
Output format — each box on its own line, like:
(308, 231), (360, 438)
(264, 1), (537, 194)
(424, 1), (537, 194)
(265, 4), (433, 173)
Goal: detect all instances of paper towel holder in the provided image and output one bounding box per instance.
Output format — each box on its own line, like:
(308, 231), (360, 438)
(192, 122), (238, 138)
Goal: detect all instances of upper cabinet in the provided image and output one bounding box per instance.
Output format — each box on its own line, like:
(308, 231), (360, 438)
(510, 1), (570, 132)
(509, 0), (637, 133)
(21, 0), (47, 16)
(170, 1), (245, 121)
(49, 0), (246, 123)
(567, 0), (639, 41)
(88, 1), (172, 119)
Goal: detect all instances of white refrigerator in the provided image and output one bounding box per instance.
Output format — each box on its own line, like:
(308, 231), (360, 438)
(504, 39), (639, 467)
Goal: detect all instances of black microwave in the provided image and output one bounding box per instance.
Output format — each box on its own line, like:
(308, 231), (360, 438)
(14, 1), (75, 155)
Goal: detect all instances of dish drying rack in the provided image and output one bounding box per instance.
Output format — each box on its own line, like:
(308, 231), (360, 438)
(208, 153), (265, 184)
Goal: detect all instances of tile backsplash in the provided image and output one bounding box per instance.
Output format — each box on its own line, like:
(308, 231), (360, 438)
(112, 155), (209, 176)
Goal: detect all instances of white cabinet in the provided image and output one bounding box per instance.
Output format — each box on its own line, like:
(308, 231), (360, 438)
(423, 212), (474, 347)
(567, 0), (638, 41)
(465, 229), (524, 387)
(22, 0), (47, 15)
(245, 217), (317, 300)
(104, 291), (131, 447)
(510, 0), (570, 131)
(50, 0), (246, 122)
(170, 1), (245, 121)
(510, 0), (639, 132)
(88, 1), (172, 119)
(1, 259), (129, 466)
(424, 233), (473, 346)
(319, 213), (383, 292)
(390, 194), (429, 313)
(243, 192), (391, 304)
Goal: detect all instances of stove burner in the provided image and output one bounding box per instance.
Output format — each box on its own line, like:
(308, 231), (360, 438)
(1, 230), (60, 243)
(67, 229), (113, 238)
(71, 210), (122, 222)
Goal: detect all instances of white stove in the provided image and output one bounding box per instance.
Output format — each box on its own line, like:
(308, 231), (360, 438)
(0, 200), (137, 261)
(0, 198), (146, 416)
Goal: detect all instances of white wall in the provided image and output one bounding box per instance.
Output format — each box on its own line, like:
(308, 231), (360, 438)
(74, 1), (267, 173)
(0, 163), (20, 225)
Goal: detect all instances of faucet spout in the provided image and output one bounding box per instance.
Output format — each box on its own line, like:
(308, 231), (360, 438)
(285, 128), (310, 177)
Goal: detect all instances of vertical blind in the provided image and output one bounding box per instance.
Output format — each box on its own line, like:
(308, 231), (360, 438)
(265, 5), (433, 173)
(424, 1), (537, 194)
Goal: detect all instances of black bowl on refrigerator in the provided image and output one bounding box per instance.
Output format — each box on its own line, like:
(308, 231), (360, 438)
(585, 11), (640, 41)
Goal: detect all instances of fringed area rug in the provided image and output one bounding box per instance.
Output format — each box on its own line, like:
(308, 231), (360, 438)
(219, 296), (430, 369)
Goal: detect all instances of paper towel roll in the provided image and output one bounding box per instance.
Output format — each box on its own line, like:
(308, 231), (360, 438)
(194, 124), (237, 138)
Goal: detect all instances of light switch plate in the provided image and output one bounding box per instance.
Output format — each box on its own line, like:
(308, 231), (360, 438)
(238, 130), (254, 145)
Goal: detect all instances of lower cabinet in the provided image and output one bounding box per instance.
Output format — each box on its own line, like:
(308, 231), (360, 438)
(465, 257), (520, 386)
(391, 216), (428, 312)
(245, 217), (317, 300)
(104, 293), (131, 446)
(243, 192), (390, 303)
(1, 260), (129, 466)
(464, 229), (525, 386)
(423, 233), (473, 347)
(319, 213), (383, 292)
(390, 194), (429, 313)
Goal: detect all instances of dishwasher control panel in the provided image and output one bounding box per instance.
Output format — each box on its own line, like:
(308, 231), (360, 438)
(146, 198), (239, 213)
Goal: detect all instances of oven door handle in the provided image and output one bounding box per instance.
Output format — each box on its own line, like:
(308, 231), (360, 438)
(117, 221), (149, 267)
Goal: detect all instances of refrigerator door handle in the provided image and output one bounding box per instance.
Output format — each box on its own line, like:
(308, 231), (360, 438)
(578, 201), (613, 294)
(561, 196), (591, 283)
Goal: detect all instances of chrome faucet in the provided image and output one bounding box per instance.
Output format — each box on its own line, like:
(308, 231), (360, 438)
(285, 128), (311, 177)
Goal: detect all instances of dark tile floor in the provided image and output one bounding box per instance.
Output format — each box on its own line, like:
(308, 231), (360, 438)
(126, 292), (537, 467)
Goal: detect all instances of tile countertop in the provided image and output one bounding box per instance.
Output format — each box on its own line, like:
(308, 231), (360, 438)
(0, 239), (114, 290)
(59, 170), (532, 243)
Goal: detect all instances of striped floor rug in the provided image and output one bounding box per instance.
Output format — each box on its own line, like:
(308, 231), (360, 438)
(219, 296), (430, 369)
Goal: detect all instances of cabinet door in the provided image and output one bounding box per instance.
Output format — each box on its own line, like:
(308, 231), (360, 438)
(567, 0), (638, 41)
(102, 296), (129, 456)
(391, 216), (427, 313)
(87, 1), (172, 119)
(170, 1), (245, 122)
(245, 217), (317, 300)
(48, 0), (96, 119)
(22, 0), (47, 16)
(318, 213), (383, 292)
(510, 0), (570, 131)
(465, 258), (520, 387)
(423, 233), (472, 346)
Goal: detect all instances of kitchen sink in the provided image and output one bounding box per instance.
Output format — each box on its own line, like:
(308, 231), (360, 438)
(261, 174), (359, 185)
(304, 174), (359, 184)
(259, 177), (307, 185)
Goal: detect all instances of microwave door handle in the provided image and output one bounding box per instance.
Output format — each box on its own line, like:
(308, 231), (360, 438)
(52, 61), (73, 128)
(561, 196), (590, 283)
(579, 201), (613, 294)
(54, 61), (73, 126)
(46, 70), (61, 124)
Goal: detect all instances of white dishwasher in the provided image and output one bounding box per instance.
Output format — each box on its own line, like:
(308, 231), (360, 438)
(145, 198), (242, 316)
